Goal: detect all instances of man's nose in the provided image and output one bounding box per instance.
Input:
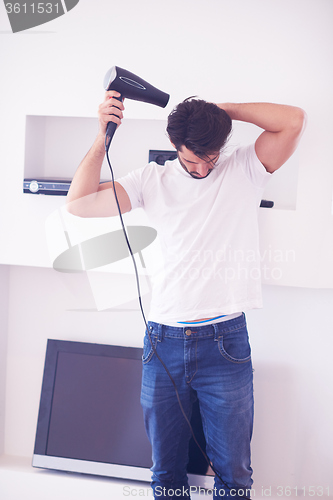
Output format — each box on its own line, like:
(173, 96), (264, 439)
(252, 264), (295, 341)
(196, 163), (210, 176)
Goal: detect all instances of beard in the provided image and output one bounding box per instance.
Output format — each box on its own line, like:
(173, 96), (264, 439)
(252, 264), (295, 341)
(177, 154), (213, 179)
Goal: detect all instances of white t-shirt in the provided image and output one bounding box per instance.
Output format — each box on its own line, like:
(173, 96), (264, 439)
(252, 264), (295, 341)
(117, 143), (272, 324)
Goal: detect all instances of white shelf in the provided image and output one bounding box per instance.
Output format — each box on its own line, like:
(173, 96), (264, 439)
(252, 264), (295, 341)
(0, 455), (217, 500)
(23, 115), (299, 211)
(0, 455), (312, 500)
(24, 115), (172, 182)
(0, 454), (151, 500)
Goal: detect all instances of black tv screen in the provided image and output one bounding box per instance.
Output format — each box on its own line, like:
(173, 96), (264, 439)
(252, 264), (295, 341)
(33, 339), (214, 487)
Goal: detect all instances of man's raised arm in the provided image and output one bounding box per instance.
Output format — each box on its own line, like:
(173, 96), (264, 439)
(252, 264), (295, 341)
(217, 102), (307, 173)
(66, 90), (131, 217)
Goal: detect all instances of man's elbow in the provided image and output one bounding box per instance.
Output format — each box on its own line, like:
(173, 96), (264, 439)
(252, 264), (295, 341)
(291, 107), (307, 136)
(66, 204), (82, 218)
(65, 197), (91, 218)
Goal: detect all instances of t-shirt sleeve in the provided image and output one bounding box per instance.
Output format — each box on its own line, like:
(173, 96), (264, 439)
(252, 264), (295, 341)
(236, 143), (272, 189)
(116, 166), (145, 210)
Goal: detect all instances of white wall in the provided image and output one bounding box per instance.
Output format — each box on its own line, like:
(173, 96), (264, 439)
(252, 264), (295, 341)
(0, 0), (332, 494)
(247, 288), (333, 490)
(0, 265), (10, 456)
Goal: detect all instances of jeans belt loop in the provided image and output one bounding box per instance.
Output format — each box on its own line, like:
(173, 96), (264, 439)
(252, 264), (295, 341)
(213, 322), (220, 341)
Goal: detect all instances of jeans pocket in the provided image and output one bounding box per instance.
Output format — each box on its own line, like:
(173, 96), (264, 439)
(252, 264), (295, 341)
(217, 325), (251, 364)
(142, 329), (158, 364)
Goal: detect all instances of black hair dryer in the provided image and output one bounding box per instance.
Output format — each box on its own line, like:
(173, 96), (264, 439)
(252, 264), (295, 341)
(103, 66), (170, 150)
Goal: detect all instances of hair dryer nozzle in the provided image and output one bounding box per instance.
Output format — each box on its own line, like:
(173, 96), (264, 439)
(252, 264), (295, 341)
(104, 66), (170, 108)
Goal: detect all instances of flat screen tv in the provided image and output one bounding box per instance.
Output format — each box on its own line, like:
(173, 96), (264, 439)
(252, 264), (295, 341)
(33, 339), (214, 488)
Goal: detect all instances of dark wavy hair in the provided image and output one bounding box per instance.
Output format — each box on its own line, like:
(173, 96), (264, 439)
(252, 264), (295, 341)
(166, 97), (232, 159)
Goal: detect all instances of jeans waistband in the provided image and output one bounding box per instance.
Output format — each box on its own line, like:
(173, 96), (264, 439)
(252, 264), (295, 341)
(148, 312), (246, 341)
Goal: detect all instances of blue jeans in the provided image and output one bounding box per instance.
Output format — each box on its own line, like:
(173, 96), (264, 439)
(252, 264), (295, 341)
(140, 313), (254, 500)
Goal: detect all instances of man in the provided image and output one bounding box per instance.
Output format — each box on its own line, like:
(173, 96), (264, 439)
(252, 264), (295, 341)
(67, 92), (306, 499)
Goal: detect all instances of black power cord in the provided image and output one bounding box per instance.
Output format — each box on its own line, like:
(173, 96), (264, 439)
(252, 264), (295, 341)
(104, 138), (251, 500)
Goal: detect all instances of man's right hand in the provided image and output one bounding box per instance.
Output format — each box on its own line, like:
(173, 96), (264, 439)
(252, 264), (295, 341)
(98, 90), (125, 136)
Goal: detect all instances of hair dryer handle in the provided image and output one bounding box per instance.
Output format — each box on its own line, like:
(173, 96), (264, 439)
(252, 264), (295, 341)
(105, 94), (122, 152)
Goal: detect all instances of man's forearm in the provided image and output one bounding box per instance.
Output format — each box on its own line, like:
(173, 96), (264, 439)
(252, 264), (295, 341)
(217, 102), (305, 133)
(67, 89), (125, 212)
(66, 129), (131, 218)
(218, 102), (306, 173)
(67, 133), (105, 206)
